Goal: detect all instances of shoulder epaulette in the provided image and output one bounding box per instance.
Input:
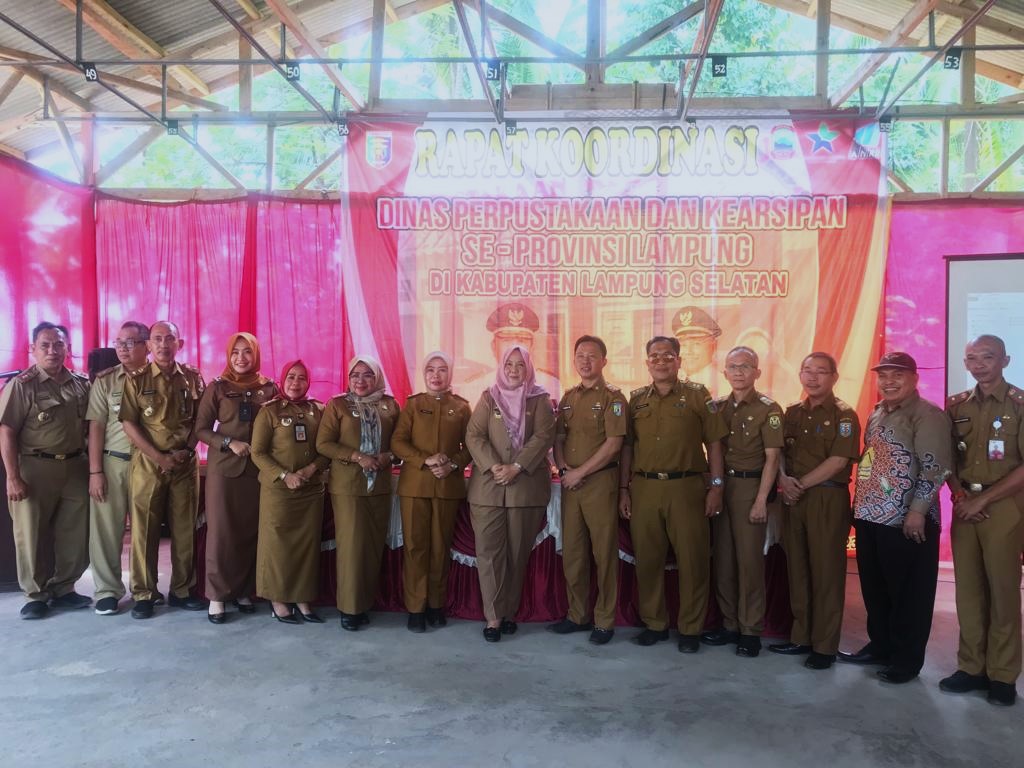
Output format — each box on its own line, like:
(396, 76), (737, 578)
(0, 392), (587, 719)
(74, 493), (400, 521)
(71, 370), (89, 382)
(684, 380), (705, 390)
(786, 399), (803, 410)
(834, 398), (853, 412)
(184, 364), (202, 375)
(759, 394), (776, 406)
(212, 376), (223, 383)
(450, 393), (469, 403)
(95, 365), (120, 380)
(1007, 386), (1024, 405)
(605, 383), (620, 393)
(630, 385), (649, 399)
(15, 367), (39, 383)
(947, 390), (971, 406)
(128, 365), (148, 378)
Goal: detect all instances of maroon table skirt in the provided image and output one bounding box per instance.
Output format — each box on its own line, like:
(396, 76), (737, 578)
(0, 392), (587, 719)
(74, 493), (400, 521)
(193, 485), (794, 636)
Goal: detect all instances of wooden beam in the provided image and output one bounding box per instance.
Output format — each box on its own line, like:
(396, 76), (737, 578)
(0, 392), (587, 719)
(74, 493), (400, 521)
(318, 0), (449, 46)
(972, 138), (1024, 192)
(295, 145), (343, 189)
(370, 0), (386, 106)
(179, 129), (245, 189)
(0, 70), (24, 108)
(239, 36), (252, 114)
(962, 27), (976, 106)
(585, 0), (605, 85)
(607, 1), (704, 60)
(887, 169), (913, 193)
(264, 0), (366, 110)
(0, 109), (43, 141)
(830, 0), (939, 107)
(936, 0), (1024, 44)
(53, 0), (211, 96)
(235, 0), (261, 19)
(815, 0), (830, 100)
(0, 143), (26, 160)
(452, 1), (498, 119)
(939, 118), (950, 194)
(80, 118), (95, 185)
(265, 124), (275, 192)
(95, 125), (163, 184)
(46, 91), (83, 178)
(17, 67), (94, 112)
(465, 0), (585, 69)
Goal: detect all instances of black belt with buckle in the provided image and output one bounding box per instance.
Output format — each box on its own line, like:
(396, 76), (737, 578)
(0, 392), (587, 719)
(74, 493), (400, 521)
(635, 470), (702, 481)
(726, 468), (763, 479)
(816, 479), (847, 489)
(32, 450), (82, 460)
(103, 449), (131, 461)
(961, 480), (992, 493)
(596, 461), (619, 473)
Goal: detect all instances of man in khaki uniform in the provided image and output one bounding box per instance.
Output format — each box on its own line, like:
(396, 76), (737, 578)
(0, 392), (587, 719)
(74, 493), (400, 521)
(619, 335), (728, 653)
(701, 346), (783, 658)
(941, 334), (1024, 707)
(549, 335), (628, 645)
(771, 352), (860, 670)
(0, 322), (91, 619)
(119, 321), (206, 619)
(86, 321), (149, 616)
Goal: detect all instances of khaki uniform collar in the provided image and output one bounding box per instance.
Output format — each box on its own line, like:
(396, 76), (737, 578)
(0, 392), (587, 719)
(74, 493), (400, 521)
(969, 379), (1009, 403)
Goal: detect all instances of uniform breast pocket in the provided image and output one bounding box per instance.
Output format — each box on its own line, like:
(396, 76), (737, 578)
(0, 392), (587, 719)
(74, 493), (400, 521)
(997, 417), (1019, 439)
(142, 394), (163, 420)
(952, 418), (972, 439)
(32, 397), (62, 423)
(109, 392), (123, 416)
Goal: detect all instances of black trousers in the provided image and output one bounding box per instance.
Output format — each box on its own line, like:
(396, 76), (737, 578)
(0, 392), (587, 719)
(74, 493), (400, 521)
(854, 517), (939, 674)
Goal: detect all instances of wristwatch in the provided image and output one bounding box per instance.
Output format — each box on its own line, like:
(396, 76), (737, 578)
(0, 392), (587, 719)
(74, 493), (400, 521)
(710, 476), (724, 487)
(221, 436), (232, 451)
(278, 471), (287, 481)
(558, 467), (568, 478)
(449, 461), (459, 471)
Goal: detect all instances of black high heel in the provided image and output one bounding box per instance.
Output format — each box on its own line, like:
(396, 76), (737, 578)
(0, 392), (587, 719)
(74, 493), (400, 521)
(233, 599), (256, 614)
(299, 608), (324, 624)
(271, 605), (299, 625)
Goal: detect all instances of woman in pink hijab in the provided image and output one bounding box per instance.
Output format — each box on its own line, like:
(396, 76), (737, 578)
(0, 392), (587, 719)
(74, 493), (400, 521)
(466, 345), (556, 642)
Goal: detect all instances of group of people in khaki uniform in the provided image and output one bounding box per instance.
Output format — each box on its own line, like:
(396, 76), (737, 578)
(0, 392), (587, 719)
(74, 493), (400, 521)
(3, 318), (1021, 706)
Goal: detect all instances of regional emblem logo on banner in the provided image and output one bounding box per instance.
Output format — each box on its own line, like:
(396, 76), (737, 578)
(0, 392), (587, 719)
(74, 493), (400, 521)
(366, 131), (393, 169)
(770, 126), (796, 159)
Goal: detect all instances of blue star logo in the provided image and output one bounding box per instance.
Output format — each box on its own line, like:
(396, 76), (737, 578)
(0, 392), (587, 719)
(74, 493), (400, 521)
(808, 122), (839, 153)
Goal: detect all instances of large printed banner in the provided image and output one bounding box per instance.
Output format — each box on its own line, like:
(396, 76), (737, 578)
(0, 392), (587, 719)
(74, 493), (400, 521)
(344, 117), (889, 411)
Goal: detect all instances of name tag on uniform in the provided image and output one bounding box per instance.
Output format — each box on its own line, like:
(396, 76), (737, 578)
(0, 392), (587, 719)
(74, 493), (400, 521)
(238, 402), (253, 422)
(142, 389), (156, 396)
(591, 403), (603, 411)
(988, 439), (1005, 460)
(294, 424), (307, 443)
(419, 409), (434, 414)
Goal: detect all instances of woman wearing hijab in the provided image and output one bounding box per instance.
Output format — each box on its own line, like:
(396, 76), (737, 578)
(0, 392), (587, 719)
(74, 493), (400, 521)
(194, 332), (278, 624)
(251, 360), (330, 624)
(466, 345), (556, 642)
(391, 352), (472, 633)
(316, 356), (399, 631)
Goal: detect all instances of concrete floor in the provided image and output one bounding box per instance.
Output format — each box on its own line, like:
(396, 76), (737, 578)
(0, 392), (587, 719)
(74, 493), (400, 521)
(0, 551), (1020, 768)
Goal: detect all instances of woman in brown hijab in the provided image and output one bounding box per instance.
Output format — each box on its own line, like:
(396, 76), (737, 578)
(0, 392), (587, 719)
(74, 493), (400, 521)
(194, 332), (278, 623)
(391, 351), (472, 632)
(316, 356), (399, 631)
(251, 360), (330, 624)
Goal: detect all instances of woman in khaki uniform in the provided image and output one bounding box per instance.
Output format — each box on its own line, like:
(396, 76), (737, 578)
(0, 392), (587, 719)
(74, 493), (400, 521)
(251, 360), (330, 624)
(391, 351), (472, 633)
(193, 332), (278, 624)
(467, 346), (555, 643)
(316, 356), (399, 631)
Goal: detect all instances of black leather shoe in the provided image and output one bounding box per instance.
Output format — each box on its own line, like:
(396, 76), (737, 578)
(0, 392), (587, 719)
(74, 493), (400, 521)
(736, 635), (762, 657)
(168, 594), (207, 611)
(589, 627), (614, 645)
(207, 611), (227, 625)
(407, 612), (427, 633)
(50, 591), (91, 609)
(987, 681), (1017, 707)
(339, 613), (360, 631)
(768, 642), (812, 655)
(271, 606), (300, 625)
(804, 652), (836, 670)
(838, 645), (889, 666)
(299, 610), (323, 624)
(677, 634), (700, 653)
(356, 612), (370, 626)
(548, 618), (593, 634)
(500, 619), (517, 635)
(20, 600), (48, 620)
(939, 670), (990, 693)
(877, 666), (917, 684)
(426, 607), (447, 627)
(483, 626), (501, 643)
(700, 628), (740, 646)
(633, 628), (670, 646)
(131, 599), (154, 620)
(233, 599), (256, 614)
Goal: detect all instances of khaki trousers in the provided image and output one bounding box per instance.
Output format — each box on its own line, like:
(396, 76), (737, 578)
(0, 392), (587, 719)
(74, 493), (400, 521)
(951, 496), (1024, 684)
(10, 454), (89, 602)
(629, 475), (709, 635)
(471, 504), (545, 623)
(129, 453), (198, 601)
(400, 496), (459, 613)
(88, 453), (130, 600)
(713, 477), (767, 635)
(782, 486), (851, 655)
(561, 470), (619, 630)
(332, 493), (390, 615)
